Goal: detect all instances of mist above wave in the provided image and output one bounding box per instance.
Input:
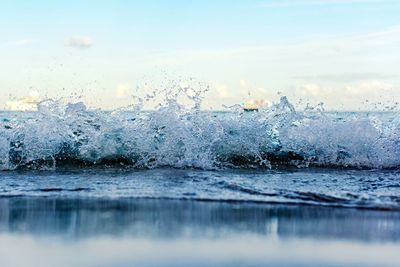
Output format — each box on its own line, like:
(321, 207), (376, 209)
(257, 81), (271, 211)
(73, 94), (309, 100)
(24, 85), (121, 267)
(1, 84), (399, 170)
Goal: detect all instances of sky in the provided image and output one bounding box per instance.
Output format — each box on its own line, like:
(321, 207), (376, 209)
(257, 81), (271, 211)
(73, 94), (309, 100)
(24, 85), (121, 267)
(1, 0), (400, 111)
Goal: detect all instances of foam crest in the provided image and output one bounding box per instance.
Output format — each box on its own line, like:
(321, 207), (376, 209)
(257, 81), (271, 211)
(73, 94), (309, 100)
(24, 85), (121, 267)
(1, 86), (399, 170)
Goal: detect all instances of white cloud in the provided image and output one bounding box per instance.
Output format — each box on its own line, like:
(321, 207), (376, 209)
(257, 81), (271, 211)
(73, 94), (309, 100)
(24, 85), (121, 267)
(116, 84), (131, 99)
(345, 80), (393, 95)
(240, 80), (249, 89)
(66, 36), (93, 49)
(295, 80), (396, 110)
(6, 90), (41, 111)
(298, 80), (393, 99)
(294, 73), (400, 83)
(298, 83), (333, 97)
(215, 84), (230, 98)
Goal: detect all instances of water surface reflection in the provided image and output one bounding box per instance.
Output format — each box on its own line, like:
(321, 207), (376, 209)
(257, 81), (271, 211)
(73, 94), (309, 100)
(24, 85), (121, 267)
(0, 197), (399, 242)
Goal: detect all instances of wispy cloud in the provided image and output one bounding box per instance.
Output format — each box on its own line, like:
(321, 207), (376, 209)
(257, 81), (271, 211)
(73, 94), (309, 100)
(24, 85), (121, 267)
(150, 24), (400, 65)
(294, 73), (400, 83)
(66, 36), (93, 49)
(260, 0), (395, 8)
(6, 39), (37, 46)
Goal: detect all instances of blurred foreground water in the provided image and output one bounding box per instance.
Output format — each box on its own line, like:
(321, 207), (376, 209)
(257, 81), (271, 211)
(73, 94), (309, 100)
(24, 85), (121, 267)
(0, 168), (400, 267)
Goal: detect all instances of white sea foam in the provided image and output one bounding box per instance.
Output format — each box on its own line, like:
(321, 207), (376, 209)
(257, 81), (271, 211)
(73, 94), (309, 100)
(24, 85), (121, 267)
(0, 85), (399, 170)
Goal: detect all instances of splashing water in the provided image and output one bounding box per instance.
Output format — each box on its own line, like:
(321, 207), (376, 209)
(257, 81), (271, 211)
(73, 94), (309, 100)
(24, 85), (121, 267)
(1, 84), (400, 171)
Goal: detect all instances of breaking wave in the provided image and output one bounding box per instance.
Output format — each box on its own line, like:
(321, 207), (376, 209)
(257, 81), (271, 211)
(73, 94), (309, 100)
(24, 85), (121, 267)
(1, 86), (400, 171)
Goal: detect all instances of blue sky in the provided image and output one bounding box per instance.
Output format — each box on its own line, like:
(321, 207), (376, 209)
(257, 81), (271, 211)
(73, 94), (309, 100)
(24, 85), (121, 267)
(1, 0), (400, 110)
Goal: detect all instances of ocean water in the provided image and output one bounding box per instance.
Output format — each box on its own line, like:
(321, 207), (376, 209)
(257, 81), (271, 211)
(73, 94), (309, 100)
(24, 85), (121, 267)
(1, 96), (400, 266)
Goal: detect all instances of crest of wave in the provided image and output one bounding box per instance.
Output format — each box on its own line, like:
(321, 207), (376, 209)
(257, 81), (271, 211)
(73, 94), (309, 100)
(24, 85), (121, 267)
(0, 82), (399, 170)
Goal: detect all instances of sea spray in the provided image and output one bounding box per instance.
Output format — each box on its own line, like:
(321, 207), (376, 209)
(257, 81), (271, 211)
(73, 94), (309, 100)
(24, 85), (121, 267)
(0, 84), (399, 170)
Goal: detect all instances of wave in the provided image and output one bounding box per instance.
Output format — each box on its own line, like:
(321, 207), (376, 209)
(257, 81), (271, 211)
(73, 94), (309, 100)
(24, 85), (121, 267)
(1, 94), (400, 170)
